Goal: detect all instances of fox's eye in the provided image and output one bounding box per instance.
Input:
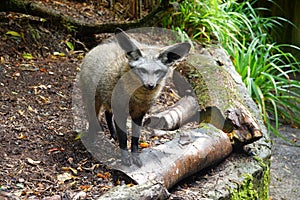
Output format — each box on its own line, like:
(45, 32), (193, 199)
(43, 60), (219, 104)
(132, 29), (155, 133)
(154, 70), (163, 76)
(138, 68), (147, 74)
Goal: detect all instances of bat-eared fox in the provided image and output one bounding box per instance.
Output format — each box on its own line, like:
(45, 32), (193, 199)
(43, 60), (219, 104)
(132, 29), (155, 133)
(80, 28), (191, 167)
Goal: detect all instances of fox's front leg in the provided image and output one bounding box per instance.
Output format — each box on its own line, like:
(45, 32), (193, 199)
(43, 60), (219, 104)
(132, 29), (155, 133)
(105, 110), (117, 141)
(131, 116), (143, 167)
(115, 117), (132, 166)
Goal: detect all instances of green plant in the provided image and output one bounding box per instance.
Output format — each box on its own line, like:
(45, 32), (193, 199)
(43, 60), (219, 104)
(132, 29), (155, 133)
(163, 0), (251, 46)
(231, 34), (300, 140)
(162, 0), (300, 141)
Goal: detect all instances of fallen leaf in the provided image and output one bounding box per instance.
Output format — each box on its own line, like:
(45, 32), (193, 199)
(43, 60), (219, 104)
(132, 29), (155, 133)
(127, 183), (135, 187)
(79, 185), (91, 192)
(65, 41), (74, 51)
(26, 157), (41, 165)
(59, 106), (68, 111)
(22, 52), (34, 60)
(97, 172), (111, 180)
(12, 71), (20, 77)
(96, 173), (106, 179)
(16, 183), (24, 189)
(6, 30), (21, 37)
(53, 52), (65, 57)
(48, 147), (64, 153)
(99, 185), (111, 192)
(140, 142), (149, 148)
(27, 105), (38, 114)
(40, 67), (48, 73)
(28, 105), (34, 112)
(17, 109), (25, 116)
(57, 172), (73, 184)
(75, 132), (83, 140)
(18, 133), (27, 139)
(38, 95), (50, 104)
(62, 166), (78, 175)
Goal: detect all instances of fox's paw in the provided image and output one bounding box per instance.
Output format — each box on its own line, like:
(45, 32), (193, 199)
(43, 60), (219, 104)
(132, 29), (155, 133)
(132, 152), (142, 167)
(120, 149), (132, 166)
(110, 130), (118, 141)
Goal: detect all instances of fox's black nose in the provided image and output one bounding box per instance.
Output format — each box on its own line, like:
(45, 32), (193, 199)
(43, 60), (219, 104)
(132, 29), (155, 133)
(145, 84), (155, 90)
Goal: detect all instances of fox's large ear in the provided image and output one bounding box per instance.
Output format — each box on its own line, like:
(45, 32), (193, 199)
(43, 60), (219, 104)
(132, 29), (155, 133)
(158, 42), (191, 65)
(115, 28), (142, 60)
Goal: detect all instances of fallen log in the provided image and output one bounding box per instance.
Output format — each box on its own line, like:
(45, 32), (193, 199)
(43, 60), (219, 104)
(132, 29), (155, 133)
(144, 95), (200, 130)
(173, 48), (263, 146)
(106, 124), (232, 194)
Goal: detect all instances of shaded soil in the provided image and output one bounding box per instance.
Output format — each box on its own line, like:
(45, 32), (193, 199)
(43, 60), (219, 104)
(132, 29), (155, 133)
(0, 9), (299, 200)
(0, 12), (114, 199)
(269, 127), (300, 200)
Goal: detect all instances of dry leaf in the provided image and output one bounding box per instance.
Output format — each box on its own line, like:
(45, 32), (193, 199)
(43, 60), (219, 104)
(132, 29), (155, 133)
(12, 71), (20, 77)
(48, 147), (64, 153)
(18, 133), (27, 139)
(62, 166), (78, 175)
(79, 185), (91, 192)
(96, 172), (111, 180)
(140, 142), (149, 148)
(40, 68), (48, 73)
(99, 185), (111, 192)
(28, 105), (34, 112)
(57, 172), (73, 184)
(17, 109), (25, 116)
(27, 105), (38, 113)
(38, 95), (50, 104)
(96, 173), (106, 179)
(127, 183), (135, 187)
(26, 157), (41, 165)
(59, 106), (68, 110)
(38, 84), (48, 90)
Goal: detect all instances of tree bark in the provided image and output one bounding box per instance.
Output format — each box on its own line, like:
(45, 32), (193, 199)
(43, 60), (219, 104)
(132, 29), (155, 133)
(98, 125), (232, 200)
(173, 48), (263, 146)
(144, 95), (200, 130)
(108, 123), (232, 189)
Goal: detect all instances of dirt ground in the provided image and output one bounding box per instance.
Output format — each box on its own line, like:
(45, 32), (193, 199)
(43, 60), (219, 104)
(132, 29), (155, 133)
(269, 126), (300, 200)
(0, 8), (299, 200)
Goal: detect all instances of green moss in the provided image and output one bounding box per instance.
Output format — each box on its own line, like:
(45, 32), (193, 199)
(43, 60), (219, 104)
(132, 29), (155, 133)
(230, 157), (270, 200)
(254, 156), (271, 199)
(230, 174), (259, 200)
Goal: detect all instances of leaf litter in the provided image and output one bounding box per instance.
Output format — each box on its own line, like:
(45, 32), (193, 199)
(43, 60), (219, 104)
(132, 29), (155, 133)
(0, 12), (115, 199)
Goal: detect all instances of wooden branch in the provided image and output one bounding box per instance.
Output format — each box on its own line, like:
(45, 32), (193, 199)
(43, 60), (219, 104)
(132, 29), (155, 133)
(144, 95), (199, 130)
(0, 0), (172, 36)
(225, 102), (263, 146)
(109, 124), (232, 190)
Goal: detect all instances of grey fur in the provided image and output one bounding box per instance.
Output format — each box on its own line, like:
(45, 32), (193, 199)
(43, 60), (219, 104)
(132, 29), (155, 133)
(79, 29), (191, 166)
